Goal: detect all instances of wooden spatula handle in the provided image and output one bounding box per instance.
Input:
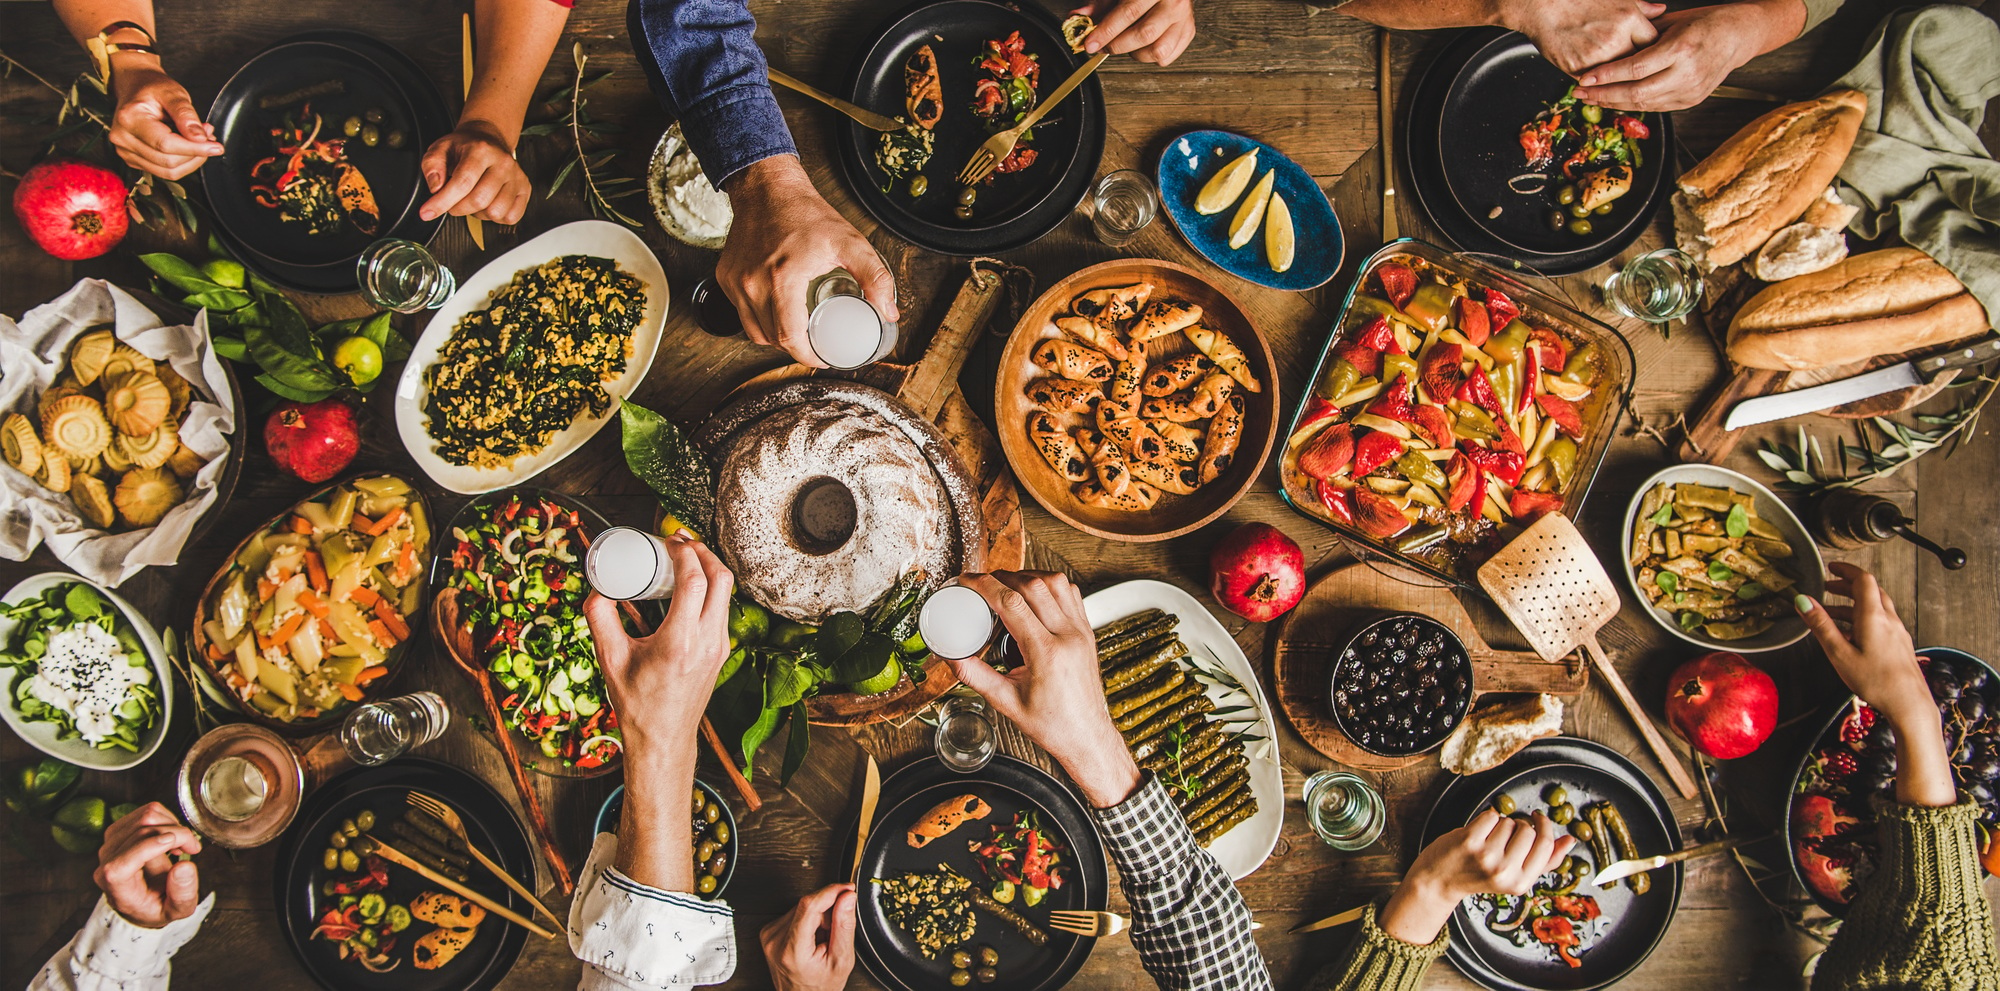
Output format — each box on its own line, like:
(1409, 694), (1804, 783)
(1581, 636), (1700, 800)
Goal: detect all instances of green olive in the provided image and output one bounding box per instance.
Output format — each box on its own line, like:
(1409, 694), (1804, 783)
(1569, 202), (1592, 218)
(1494, 794), (1517, 816)
(342, 818), (360, 838)
(1571, 819), (1595, 843)
(340, 849), (361, 872)
(342, 116), (363, 138)
(1547, 210), (1567, 231)
(361, 124), (381, 148)
(322, 880), (339, 897)
(951, 950), (974, 970)
(355, 810), (375, 831)
(957, 186), (978, 207)
(323, 847), (340, 870)
(364, 108), (385, 124)
(712, 821), (731, 845)
(696, 840), (718, 863)
(978, 946), (999, 967)
(696, 874), (718, 895)
(693, 790), (707, 813)
(975, 966), (998, 983)
(950, 970), (972, 987)
(1555, 185), (1576, 206)
(385, 130), (406, 149)
(955, 204), (975, 220)
(1544, 785), (1568, 806)
(1551, 803), (1575, 825)
(909, 175), (929, 198)
(703, 803), (720, 824)
(1594, 202), (1615, 215)
(330, 830), (349, 849)
(1568, 218), (1594, 236)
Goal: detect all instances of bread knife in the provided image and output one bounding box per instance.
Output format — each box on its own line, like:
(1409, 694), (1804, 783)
(850, 754), (880, 884)
(1588, 835), (1758, 886)
(1723, 336), (2000, 430)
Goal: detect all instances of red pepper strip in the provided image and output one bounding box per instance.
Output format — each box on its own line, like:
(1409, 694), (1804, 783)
(1354, 315), (1401, 353)
(1458, 441), (1526, 487)
(1518, 349), (1538, 415)
(1485, 289), (1520, 328)
(1318, 482), (1355, 525)
(1297, 395), (1341, 433)
(1456, 365), (1504, 416)
(1535, 394), (1585, 437)
(1468, 466), (1487, 519)
(1509, 490), (1564, 523)
(1352, 430), (1403, 479)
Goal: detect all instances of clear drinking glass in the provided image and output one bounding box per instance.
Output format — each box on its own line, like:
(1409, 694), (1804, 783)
(198, 754), (270, 822)
(1603, 247), (1702, 323)
(934, 694), (997, 773)
(1091, 169), (1159, 247)
(586, 526), (679, 600)
(1303, 769), (1385, 850)
(356, 238), (455, 312)
(806, 269), (897, 369)
(340, 691), (450, 766)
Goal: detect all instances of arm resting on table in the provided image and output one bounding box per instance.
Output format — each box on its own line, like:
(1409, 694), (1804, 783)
(29, 894), (214, 991)
(1299, 898), (1447, 991)
(571, 832), (737, 990)
(1811, 800), (2000, 991)
(1089, 772), (1274, 991)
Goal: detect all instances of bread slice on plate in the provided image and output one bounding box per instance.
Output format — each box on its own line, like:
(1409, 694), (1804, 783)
(1673, 90), (1867, 271)
(1439, 693), (1564, 776)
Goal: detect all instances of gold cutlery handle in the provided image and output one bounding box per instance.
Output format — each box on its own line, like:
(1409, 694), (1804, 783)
(767, 68), (902, 132)
(363, 836), (558, 940)
(463, 839), (562, 929)
(1015, 52), (1108, 135)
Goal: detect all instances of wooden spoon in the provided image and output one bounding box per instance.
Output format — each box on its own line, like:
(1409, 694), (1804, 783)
(432, 588), (576, 894)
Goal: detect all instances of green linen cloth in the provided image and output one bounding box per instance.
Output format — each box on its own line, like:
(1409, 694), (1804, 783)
(1830, 5), (2000, 325)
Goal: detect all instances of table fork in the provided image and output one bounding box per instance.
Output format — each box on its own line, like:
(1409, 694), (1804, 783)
(956, 52), (1108, 186)
(408, 792), (563, 928)
(1047, 910), (1128, 937)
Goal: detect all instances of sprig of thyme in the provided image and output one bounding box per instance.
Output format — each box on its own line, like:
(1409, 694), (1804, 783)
(1757, 370), (1998, 495)
(525, 42), (642, 227)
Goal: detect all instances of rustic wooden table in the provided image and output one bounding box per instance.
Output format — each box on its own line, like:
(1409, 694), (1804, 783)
(2, 0), (1996, 987)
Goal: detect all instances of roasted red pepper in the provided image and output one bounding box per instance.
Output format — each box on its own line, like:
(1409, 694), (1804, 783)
(1353, 429), (1404, 478)
(1518, 349), (1539, 415)
(1484, 289), (1520, 329)
(1444, 453), (1479, 512)
(1409, 404), (1453, 448)
(1534, 394), (1584, 437)
(1454, 297), (1491, 346)
(1375, 262), (1417, 309)
(1298, 423), (1355, 480)
(1354, 315), (1402, 354)
(1332, 343), (1382, 379)
(1297, 395), (1341, 433)
(1459, 441), (1525, 486)
(1532, 915), (1583, 969)
(1614, 114), (1650, 140)
(1510, 490), (1564, 523)
(1316, 482), (1355, 525)
(1367, 374), (1417, 423)
(1419, 344), (1465, 401)
(1527, 326), (1567, 370)
(1456, 365), (1504, 416)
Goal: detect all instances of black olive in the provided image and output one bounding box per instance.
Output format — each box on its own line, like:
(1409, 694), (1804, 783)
(975, 966), (998, 983)
(1547, 210), (1567, 230)
(706, 853), (728, 876)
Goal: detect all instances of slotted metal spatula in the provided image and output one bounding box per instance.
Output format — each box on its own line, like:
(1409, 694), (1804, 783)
(1478, 513), (1700, 799)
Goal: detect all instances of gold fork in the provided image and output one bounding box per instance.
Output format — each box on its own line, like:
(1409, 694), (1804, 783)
(1047, 909), (1128, 937)
(408, 792), (563, 929)
(956, 52), (1108, 186)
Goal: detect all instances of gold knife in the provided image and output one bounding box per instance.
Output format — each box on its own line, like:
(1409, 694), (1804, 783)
(460, 13), (485, 250)
(1711, 84), (1788, 103)
(357, 834), (557, 939)
(1377, 28), (1398, 244)
(768, 68), (904, 132)
(1292, 904), (1368, 934)
(851, 754), (881, 884)
(1590, 835), (1758, 887)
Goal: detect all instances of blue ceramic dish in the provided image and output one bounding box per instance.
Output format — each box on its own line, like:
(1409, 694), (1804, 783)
(1156, 129), (1343, 291)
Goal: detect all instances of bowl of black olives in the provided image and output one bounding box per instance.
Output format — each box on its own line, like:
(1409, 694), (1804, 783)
(596, 780), (737, 899)
(1329, 613), (1474, 757)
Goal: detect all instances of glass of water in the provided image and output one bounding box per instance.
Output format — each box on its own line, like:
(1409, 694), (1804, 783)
(340, 691), (450, 766)
(357, 238), (454, 312)
(1302, 769), (1385, 850)
(934, 694), (997, 773)
(1091, 169), (1159, 247)
(806, 268), (897, 369)
(1603, 247), (1701, 323)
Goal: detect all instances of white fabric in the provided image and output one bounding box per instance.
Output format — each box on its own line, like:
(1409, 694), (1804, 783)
(570, 831), (737, 990)
(0, 279), (236, 587)
(29, 894), (214, 991)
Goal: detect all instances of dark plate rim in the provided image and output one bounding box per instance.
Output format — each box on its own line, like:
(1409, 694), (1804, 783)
(1153, 128), (1346, 291)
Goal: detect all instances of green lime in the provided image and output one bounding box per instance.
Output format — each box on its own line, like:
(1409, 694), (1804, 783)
(849, 657), (902, 695)
(728, 601), (770, 645)
(200, 258), (247, 289)
(53, 795), (106, 834)
(898, 629), (928, 655)
(109, 802), (139, 824)
(768, 619), (819, 649)
(50, 824), (99, 854)
(331, 335), (384, 385)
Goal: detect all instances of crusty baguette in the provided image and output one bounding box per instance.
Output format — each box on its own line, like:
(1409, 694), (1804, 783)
(1438, 693), (1563, 777)
(1751, 222), (1847, 282)
(1673, 90), (1867, 270)
(1801, 185), (1859, 232)
(1727, 248), (1991, 371)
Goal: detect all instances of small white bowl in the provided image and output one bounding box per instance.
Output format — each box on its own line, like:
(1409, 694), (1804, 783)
(1619, 464), (1826, 653)
(0, 572), (174, 770)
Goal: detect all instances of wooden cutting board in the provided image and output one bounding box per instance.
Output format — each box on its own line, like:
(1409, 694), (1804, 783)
(1271, 562), (1589, 770)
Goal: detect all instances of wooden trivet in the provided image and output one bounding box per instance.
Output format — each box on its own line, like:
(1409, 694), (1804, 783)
(1271, 562), (1589, 770)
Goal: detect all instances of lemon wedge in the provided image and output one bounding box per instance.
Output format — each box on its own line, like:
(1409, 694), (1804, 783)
(1265, 192), (1295, 272)
(1195, 148), (1259, 216)
(1228, 170), (1275, 250)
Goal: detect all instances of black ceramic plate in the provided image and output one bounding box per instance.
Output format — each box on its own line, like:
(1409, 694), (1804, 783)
(1403, 29), (1673, 276)
(850, 755), (1107, 991)
(834, 0), (1105, 256)
(1421, 738), (1683, 991)
(205, 32), (448, 293)
(276, 759), (531, 991)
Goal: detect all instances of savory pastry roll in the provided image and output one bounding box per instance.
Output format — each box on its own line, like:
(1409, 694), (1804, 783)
(1139, 393), (1207, 423)
(1076, 282), (1153, 322)
(1028, 411), (1090, 481)
(1142, 353), (1213, 396)
(1199, 392), (1245, 484)
(1025, 376), (1100, 414)
(1129, 300), (1202, 343)
(1054, 315), (1129, 360)
(1097, 405), (1167, 463)
(1079, 478), (1160, 512)
(1127, 456), (1200, 495)
(1032, 338), (1114, 383)
(1150, 419), (1204, 463)
(1185, 325), (1262, 393)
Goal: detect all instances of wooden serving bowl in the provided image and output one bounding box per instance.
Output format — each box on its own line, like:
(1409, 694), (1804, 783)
(995, 258), (1279, 542)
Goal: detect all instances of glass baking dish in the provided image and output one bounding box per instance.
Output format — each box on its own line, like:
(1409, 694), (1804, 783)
(1277, 239), (1631, 587)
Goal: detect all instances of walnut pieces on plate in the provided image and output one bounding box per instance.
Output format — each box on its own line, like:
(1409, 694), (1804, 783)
(1, 328), (198, 530)
(1022, 283), (1260, 513)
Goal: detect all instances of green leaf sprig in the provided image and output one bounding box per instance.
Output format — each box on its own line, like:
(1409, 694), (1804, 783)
(526, 43), (643, 228)
(1757, 370), (1997, 495)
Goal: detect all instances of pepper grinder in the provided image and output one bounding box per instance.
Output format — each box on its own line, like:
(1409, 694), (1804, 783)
(1810, 490), (1966, 569)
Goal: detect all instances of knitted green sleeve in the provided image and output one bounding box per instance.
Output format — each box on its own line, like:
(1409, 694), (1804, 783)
(1810, 800), (2000, 991)
(1300, 900), (1448, 991)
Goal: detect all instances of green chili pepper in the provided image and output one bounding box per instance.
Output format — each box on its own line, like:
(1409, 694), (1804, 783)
(1382, 354), (1420, 389)
(1402, 284), (1459, 332)
(1395, 524), (1451, 554)
(1317, 359), (1360, 403)
(1449, 400), (1501, 439)
(1395, 450), (1448, 490)
(1543, 436), (1578, 487)
(1485, 320), (1531, 364)
(1561, 343), (1600, 384)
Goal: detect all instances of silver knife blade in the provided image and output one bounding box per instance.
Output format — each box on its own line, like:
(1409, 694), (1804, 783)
(1589, 835), (1754, 886)
(1724, 363), (1923, 431)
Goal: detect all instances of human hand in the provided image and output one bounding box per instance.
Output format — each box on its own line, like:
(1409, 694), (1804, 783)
(107, 59), (222, 180)
(1496, 0), (1665, 76)
(760, 884), (857, 991)
(581, 533), (735, 760)
(1796, 563), (1932, 730)
(1571, 3), (1793, 111)
(93, 802), (202, 929)
(719, 156), (898, 368)
(1070, 0), (1196, 65)
(1378, 809), (1574, 945)
(418, 121), (532, 224)
(944, 572), (1140, 808)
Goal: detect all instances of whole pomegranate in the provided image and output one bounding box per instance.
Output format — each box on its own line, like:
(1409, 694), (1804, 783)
(12, 158), (129, 260)
(264, 399), (359, 483)
(1664, 651), (1778, 759)
(1209, 522), (1306, 623)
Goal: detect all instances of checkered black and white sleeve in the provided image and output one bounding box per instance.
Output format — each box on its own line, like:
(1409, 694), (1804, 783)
(1090, 773), (1273, 991)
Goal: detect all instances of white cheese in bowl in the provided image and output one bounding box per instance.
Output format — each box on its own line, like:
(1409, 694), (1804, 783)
(649, 123), (732, 249)
(27, 623), (150, 743)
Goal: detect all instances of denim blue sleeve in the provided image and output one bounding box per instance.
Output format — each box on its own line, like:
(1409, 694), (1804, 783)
(633, 0), (797, 188)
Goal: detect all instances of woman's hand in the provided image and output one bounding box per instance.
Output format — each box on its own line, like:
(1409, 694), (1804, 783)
(418, 121), (532, 224)
(944, 572), (1142, 808)
(1571, 1), (1804, 111)
(107, 57), (222, 180)
(1377, 810), (1573, 945)
(93, 802), (203, 928)
(1070, 0), (1196, 65)
(760, 884), (857, 991)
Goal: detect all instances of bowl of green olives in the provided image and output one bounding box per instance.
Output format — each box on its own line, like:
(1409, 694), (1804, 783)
(596, 780), (736, 899)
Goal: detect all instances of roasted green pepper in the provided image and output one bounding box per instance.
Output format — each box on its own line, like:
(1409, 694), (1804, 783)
(1485, 320), (1531, 363)
(1544, 435), (1579, 487)
(1561, 342), (1600, 384)
(1381, 354), (1420, 389)
(1317, 358), (1360, 403)
(1402, 283), (1458, 332)
(1395, 450), (1448, 490)
(1395, 524), (1450, 554)
(1448, 400), (1501, 439)
(1492, 362), (1519, 417)
(1348, 295), (1416, 326)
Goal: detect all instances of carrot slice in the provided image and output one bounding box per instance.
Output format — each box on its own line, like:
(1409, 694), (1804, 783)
(336, 682), (365, 702)
(290, 515), (314, 535)
(393, 542), (417, 585)
(373, 599), (411, 641)
(318, 618), (339, 642)
(297, 588), (331, 619)
(256, 612), (306, 651)
(205, 642), (228, 661)
(367, 619), (397, 648)
(348, 512), (375, 533)
(349, 585), (381, 608)
(356, 664), (390, 686)
(257, 577), (276, 601)
(363, 507), (404, 536)
(304, 551), (329, 592)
